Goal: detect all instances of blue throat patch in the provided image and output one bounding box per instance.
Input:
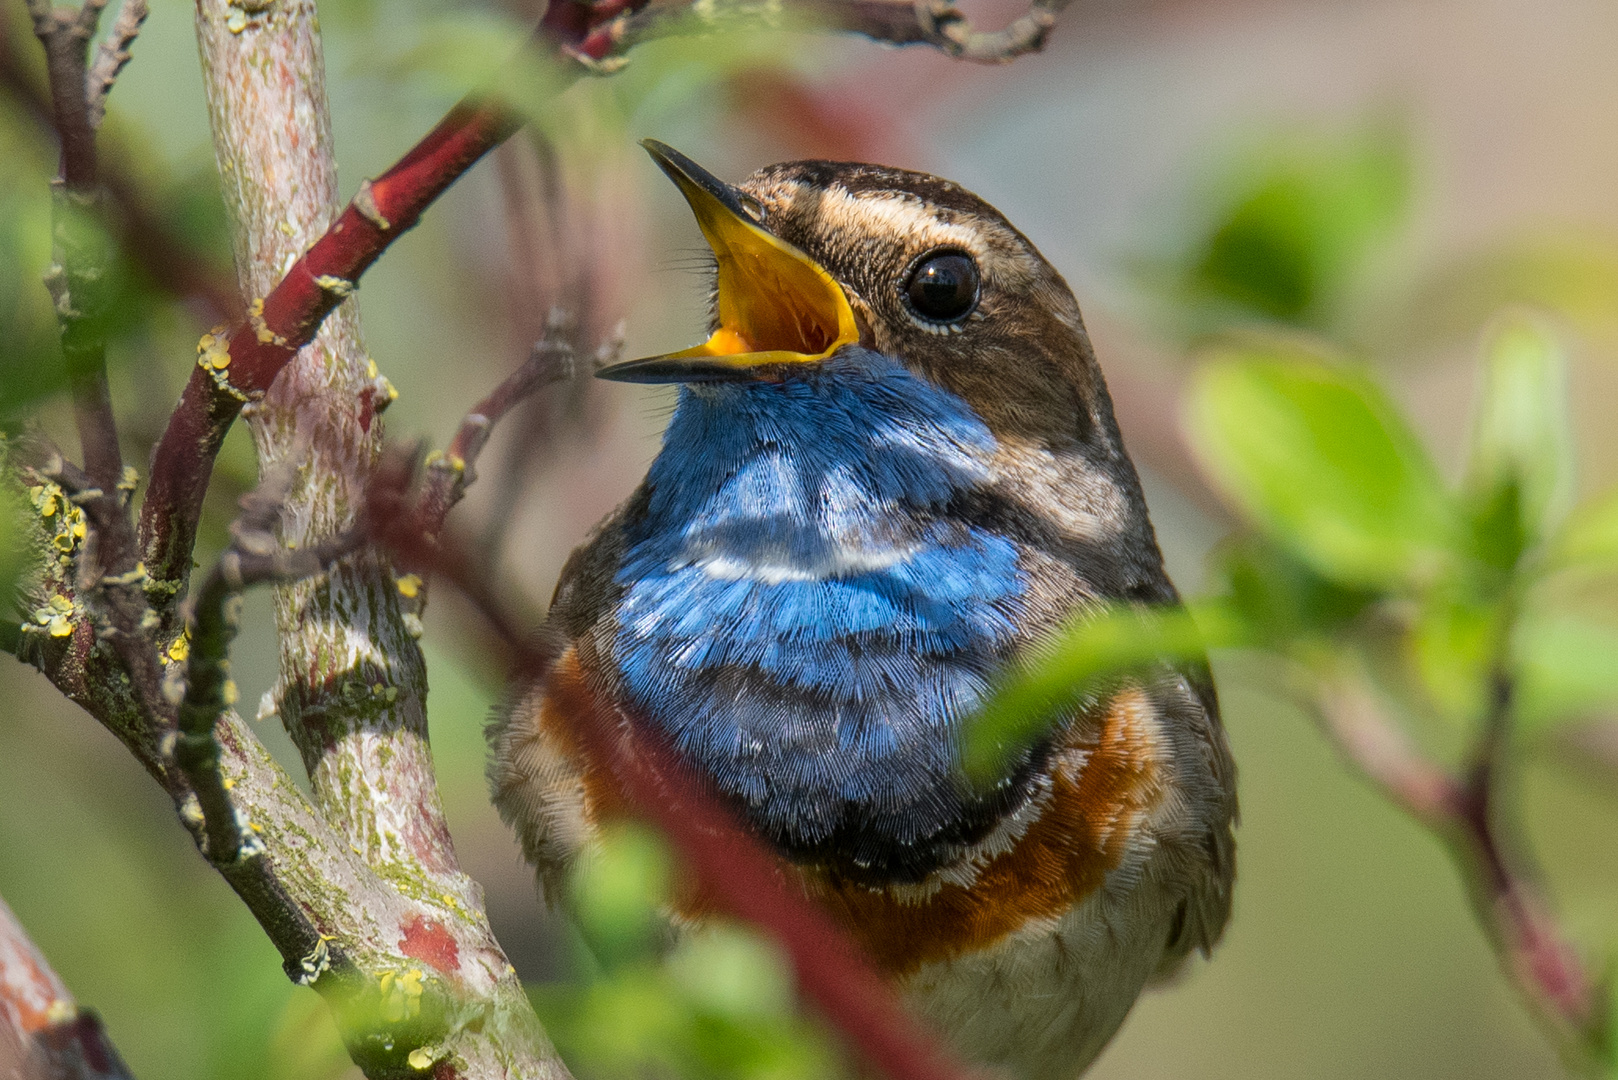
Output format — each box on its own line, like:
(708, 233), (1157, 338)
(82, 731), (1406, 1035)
(612, 349), (1028, 879)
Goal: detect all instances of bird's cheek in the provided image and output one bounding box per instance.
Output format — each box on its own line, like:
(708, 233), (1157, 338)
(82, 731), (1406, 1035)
(849, 297), (880, 350)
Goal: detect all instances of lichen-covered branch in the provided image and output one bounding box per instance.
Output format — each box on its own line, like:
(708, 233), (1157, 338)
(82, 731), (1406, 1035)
(0, 892), (137, 1080)
(177, 469), (365, 863)
(183, 0), (571, 1075)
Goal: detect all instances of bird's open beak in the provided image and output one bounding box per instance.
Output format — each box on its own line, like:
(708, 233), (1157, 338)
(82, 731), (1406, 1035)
(596, 140), (860, 384)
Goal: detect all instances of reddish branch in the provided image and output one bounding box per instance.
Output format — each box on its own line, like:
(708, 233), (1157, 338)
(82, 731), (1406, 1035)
(1311, 666), (1604, 1067)
(0, 893), (136, 1080)
(371, 480), (981, 1080)
(412, 311), (597, 538)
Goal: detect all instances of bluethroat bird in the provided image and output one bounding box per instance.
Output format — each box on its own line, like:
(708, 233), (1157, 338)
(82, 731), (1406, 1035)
(490, 141), (1236, 1079)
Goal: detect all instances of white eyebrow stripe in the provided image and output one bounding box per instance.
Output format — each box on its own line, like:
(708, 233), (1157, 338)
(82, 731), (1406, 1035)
(810, 187), (1041, 291)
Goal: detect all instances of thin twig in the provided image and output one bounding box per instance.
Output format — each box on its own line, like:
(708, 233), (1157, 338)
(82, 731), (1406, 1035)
(176, 469), (365, 863)
(28, 0), (127, 496)
(477, 134), (613, 561)
(414, 311), (581, 539)
(1309, 663), (1606, 1072)
(1309, 671), (1460, 826)
(0, 892), (137, 1080)
(85, 0), (147, 128)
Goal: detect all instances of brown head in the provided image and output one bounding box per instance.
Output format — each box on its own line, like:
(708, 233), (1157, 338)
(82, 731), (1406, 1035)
(601, 142), (1128, 460)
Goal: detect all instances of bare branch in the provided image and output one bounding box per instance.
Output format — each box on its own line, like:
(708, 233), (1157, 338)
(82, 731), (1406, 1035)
(177, 469), (365, 863)
(32, 453), (162, 726)
(0, 892), (137, 1080)
(607, 0), (1076, 66)
(414, 311), (582, 539)
(1307, 663), (1606, 1070)
(85, 0), (147, 128)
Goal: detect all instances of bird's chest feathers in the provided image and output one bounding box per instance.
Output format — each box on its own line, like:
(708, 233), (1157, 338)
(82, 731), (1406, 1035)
(609, 357), (1028, 873)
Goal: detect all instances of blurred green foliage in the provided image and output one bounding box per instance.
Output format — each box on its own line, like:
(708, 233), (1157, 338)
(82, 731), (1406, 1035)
(974, 313), (1618, 743)
(1137, 119), (1410, 337)
(971, 115), (1618, 1077)
(5, 0), (1618, 1071)
(0, 103), (68, 413)
(1188, 344), (1457, 588)
(531, 824), (842, 1080)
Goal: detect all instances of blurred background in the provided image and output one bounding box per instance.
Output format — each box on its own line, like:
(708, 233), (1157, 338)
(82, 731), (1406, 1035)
(7, 0), (1618, 1076)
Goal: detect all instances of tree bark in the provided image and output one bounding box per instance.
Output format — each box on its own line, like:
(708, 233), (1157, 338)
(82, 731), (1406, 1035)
(190, 0), (568, 1076)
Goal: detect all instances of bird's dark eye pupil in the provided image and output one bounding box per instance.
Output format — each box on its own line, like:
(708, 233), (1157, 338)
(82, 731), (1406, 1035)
(905, 252), (979, 323)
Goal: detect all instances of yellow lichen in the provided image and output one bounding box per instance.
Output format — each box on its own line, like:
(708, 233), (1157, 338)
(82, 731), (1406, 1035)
(378, 967), (426, 1023)
(247, 297), (288, 347)
(197, 331), (232, 371)
(315, 275), (356, 298)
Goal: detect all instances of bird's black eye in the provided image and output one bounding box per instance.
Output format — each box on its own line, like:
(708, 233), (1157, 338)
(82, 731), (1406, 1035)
(903, 251), (980, 324)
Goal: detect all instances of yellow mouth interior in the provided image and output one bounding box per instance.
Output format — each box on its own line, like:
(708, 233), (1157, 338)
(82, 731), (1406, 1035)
(667, 175), (858, 368)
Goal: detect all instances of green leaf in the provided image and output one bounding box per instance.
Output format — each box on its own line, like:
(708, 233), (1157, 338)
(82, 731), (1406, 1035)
(667, 925), (791, 1020)
(1186, 349), (1458, 589)
(1409, 591), (1500, 725)
(1142, 118), (1410, 333)
(1515, 613), (1618, 734)
(1217, 535), (1378, 643)
(1549, 488), (1618, 569)
(1464, 313), (1573, 562)
(1400, 231), (1618, 347)
(962, 601), (1248, 782)
(569, 823), (671, 968)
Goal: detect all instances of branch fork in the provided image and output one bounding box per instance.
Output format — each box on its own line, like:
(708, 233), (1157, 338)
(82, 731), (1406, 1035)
(3, 0), (1080, 1074)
